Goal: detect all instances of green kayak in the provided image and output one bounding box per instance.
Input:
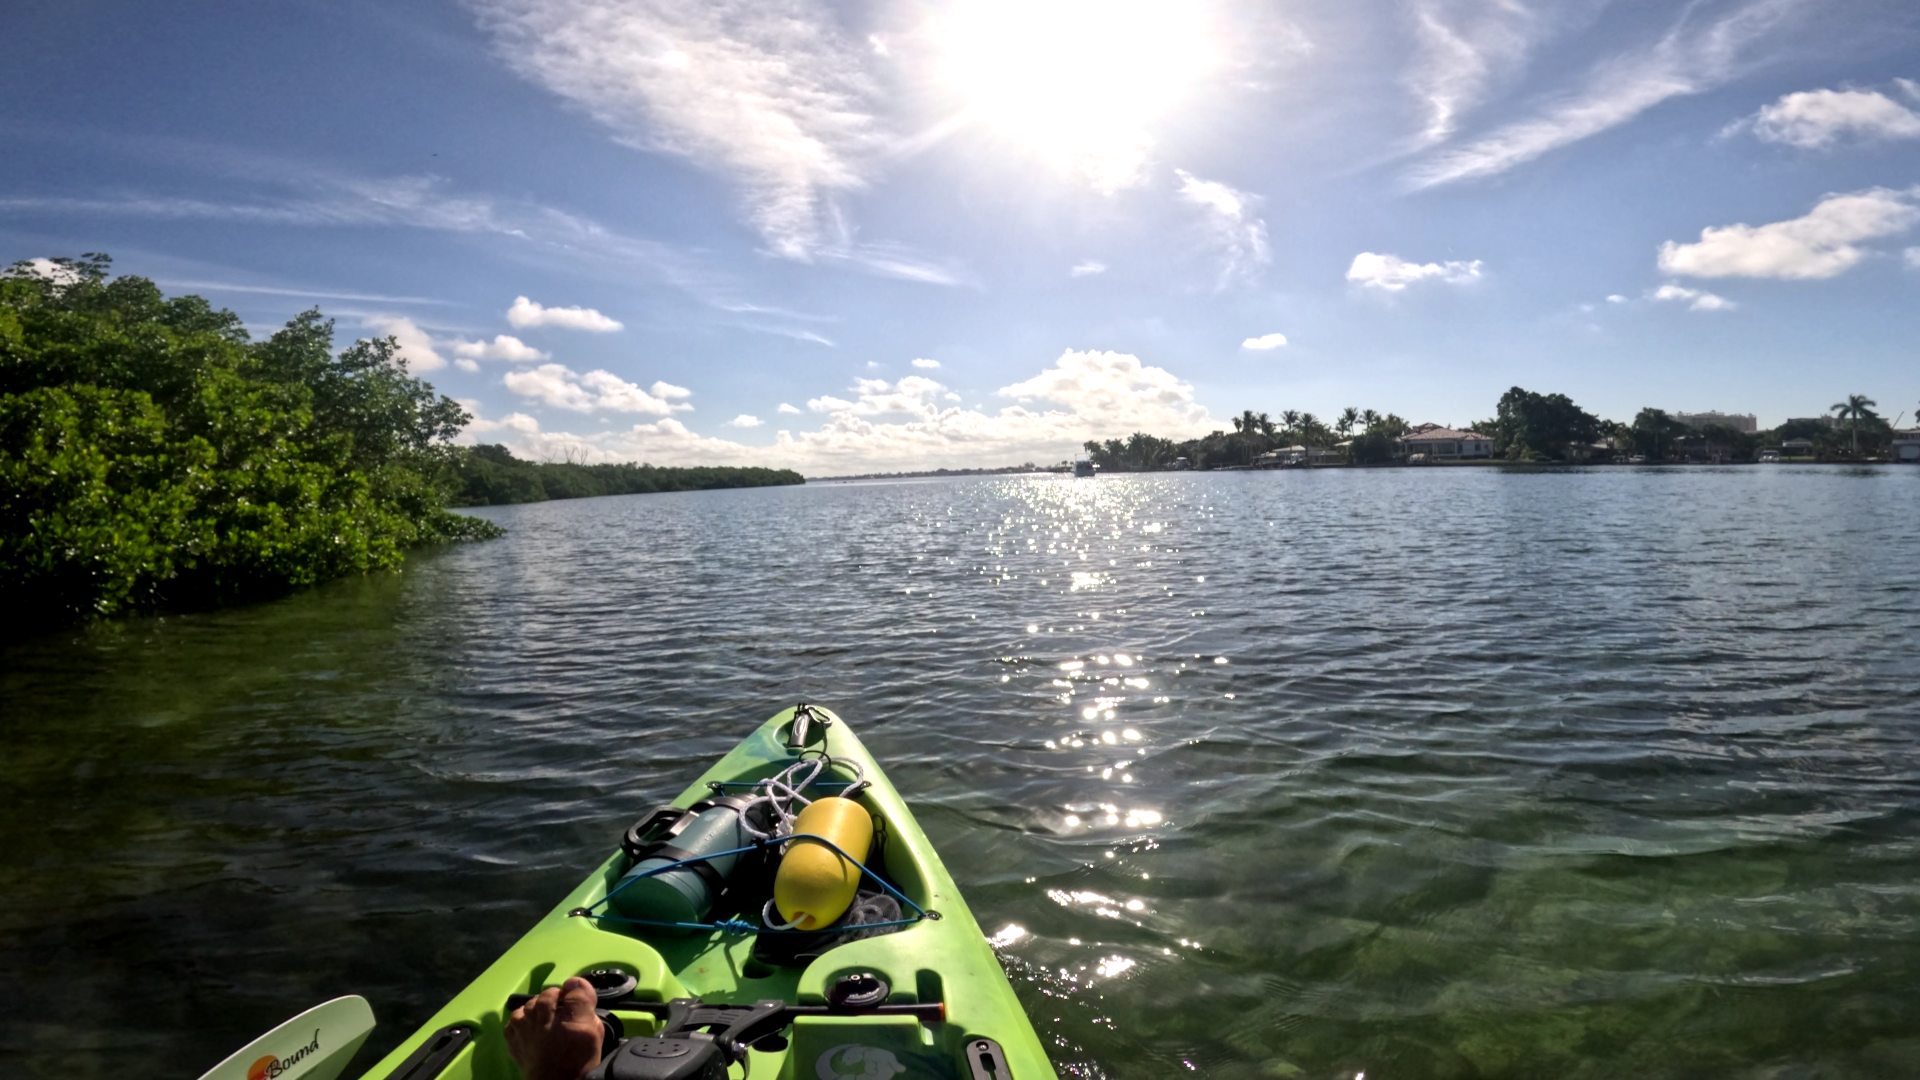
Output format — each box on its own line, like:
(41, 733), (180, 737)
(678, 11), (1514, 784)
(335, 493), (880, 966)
(356, 705), (1055, 1080)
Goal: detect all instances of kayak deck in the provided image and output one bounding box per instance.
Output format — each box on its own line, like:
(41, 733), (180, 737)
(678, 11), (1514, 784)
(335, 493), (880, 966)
(357, 706), (1055, 1080)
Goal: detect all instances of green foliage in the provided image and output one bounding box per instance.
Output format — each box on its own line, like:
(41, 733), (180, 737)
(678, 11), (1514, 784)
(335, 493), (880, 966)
(1346, 430), (1399, 464)
(0, 255), (498, 622)
(1493, 386), (1601, 461)
(449, 444), (803, 505)
(1629, 408), (1689, 461)
(1082, 432), (1181, 471)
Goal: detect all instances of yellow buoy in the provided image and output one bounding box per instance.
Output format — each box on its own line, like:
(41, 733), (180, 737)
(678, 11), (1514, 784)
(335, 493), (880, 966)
(773, 797), (874, 930)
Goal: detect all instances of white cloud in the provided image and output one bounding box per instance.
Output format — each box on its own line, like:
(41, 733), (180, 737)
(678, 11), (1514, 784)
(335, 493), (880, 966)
(1746, 88), (1920, 149)
(1175, 169), (1270, 286)
(1241, 332), (1288, 350)
(12, 257), (86, 285)
(728, 414), (764, 428)
(1407, 0), (1806, 188)
(1906, 246), (1920, 268)
(1071, 260), (1108, 277)
(460, 349), (1217, 474)
(470, 0), (880, 259)
(451, 334), (550, 362)
(1346, 252), (1483, 291)
(1650, 283), (1736, 311)
(1657, 187), (1920, 280)
(777, 402), (802, 414)
(456, 358), (481, 373)
(506, 295), (623, 331)
(911, 358), (941, 369)
(1606, 294), (1628, 303)
(361, 315), (448, 371)
(503, 363), (694, 414)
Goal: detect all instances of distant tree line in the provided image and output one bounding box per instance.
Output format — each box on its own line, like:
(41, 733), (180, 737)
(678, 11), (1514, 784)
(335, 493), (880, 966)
(1084, 407), (1412, 471)
(452, 444), (802, 505)
(1082, 386), (1910, 470)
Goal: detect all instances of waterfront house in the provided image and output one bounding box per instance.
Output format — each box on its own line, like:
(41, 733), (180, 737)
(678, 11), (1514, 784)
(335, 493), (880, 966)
(1399, 426), (1493, 460)
(1781, 437), (1816, 458)
(1894, 430), (1920, 464)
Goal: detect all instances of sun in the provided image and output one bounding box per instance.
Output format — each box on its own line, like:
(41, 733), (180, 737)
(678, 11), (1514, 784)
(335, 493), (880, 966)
(932, 0), (1216, 190)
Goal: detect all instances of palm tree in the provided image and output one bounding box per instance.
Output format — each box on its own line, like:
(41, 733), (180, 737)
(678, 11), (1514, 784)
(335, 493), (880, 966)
(1232, 409), (1265, 464)
(1336, 407), (1359, 439)
(1298, 412), (1321, 446)
(1360, 408), (1380, 432)
(1831, 394), (1878, 458)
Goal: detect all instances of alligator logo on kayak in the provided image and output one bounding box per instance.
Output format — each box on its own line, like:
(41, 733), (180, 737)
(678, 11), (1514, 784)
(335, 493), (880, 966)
(246, 1031), (322, 1080)
(815, 1044), (907, 1080)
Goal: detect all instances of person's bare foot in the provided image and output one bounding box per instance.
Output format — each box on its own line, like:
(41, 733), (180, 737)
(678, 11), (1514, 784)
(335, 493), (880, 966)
(504, 976), (605, 1080)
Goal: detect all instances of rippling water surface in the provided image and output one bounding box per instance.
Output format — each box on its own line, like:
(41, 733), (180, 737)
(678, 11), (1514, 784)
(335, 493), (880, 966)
(5, 467), (1920, 1079)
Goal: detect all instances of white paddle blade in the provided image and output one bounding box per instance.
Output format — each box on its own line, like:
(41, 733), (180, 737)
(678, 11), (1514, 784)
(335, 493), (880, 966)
(194, 995), (376, 1080)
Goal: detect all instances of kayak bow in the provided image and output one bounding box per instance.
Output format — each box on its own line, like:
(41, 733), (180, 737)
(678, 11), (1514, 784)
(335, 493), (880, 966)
(356, 705), (1055, 1080)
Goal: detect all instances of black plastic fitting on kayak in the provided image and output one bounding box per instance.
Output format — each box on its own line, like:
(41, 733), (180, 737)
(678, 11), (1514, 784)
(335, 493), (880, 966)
(824, 972), (889, 1009)
(584, 968), (639, 1002)
(620, 807), (692, 862)
(966, 1037), (1012, 1079)
(384, 1024), (473, 1080)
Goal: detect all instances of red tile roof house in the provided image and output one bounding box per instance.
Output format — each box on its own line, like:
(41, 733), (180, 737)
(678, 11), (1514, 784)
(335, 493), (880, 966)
(1399, 426), (1494, 461)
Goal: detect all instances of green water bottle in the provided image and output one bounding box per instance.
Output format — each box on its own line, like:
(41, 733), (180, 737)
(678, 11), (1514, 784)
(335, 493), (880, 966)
(608, 796), (761, 930)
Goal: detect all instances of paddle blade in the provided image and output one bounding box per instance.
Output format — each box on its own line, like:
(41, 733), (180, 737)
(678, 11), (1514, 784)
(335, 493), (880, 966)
(194, 995), (376, 1080)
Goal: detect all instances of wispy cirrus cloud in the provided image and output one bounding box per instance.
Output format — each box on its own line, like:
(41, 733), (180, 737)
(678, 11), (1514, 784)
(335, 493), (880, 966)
(1175, 169), (1269, 287)
(1404, 0), (1543, 148)
(156, 280), (456, 306)
(469, 0), (882, 261)
(1407, 0), (1808, 188)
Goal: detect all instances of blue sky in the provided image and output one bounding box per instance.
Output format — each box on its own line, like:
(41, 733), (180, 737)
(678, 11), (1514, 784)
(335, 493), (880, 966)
(4, 0), (1918, 472)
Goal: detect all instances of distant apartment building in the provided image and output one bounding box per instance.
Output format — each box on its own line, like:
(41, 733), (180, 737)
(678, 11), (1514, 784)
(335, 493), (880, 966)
(1674, 410), (1758, 433)
(1784, 416), (1836, 429)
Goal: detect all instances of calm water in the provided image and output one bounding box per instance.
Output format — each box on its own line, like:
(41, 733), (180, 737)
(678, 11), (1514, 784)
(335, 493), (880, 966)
(5, 467), (1920, 1080)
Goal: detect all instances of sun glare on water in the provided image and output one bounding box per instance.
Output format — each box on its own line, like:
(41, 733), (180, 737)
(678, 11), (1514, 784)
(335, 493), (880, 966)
(933, 0), (1215, 190)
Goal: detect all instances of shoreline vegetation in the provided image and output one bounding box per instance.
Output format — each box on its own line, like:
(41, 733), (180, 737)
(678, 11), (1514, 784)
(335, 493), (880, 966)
(450, 445), (802, 505)
(1073, 389), (1913, 472)
(0, 258), (796, 625)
